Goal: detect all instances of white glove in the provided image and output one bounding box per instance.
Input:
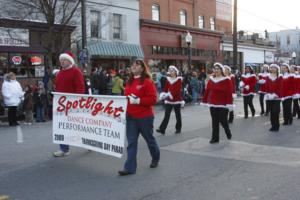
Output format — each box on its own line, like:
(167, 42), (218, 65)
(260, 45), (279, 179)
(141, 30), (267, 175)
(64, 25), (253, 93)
(128, 94), (140, 105)
(166, 92), (173, 100)
(232, 93), (237, 98)
(270, 93), (278, 100)
(239, 81), (245, 88)
(159, 92), (167, 100)
(258, 79), (266, 84)
(244, 85), (250, 90)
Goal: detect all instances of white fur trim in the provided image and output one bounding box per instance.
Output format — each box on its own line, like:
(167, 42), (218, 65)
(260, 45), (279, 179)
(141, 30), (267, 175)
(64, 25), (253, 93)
(282, 73), (293, 79)
(164, 100), (185, 105)
(209, 76), (229, 83)
(200, 103), (235, 110)
(168, 65), (179, 75)
(214, 62), (225, 72)
(167, 76), (182, 85)
(258, 72), (269, 77)
(59, 53), (75, 65)
(241, 74), (256, 78)
(281, 96), (294, 101)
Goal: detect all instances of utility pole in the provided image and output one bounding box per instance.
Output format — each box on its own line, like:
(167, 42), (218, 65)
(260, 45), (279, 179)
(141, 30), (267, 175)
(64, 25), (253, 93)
(233, 0), (238, 71)
(81, 0), (87, 50)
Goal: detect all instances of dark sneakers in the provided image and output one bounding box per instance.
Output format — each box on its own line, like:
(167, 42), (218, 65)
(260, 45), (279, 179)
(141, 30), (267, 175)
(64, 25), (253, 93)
(156, 129), (165, 135)
(209, 139), (219, 144)
(150, 161), (159, 168)
(175, 130), (181, 134)
(118, 170), (134, 176)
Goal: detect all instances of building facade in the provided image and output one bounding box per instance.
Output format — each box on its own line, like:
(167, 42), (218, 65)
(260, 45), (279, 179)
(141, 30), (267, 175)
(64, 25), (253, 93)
(269, 29), (300, 65)
(221, 34), (277, 73)
(139, 0), (231, 71)
(76, 0), (143, 69)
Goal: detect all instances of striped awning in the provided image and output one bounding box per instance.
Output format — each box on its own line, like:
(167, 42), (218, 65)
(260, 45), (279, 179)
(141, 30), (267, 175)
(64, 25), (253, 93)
(87, 41), (144, 58)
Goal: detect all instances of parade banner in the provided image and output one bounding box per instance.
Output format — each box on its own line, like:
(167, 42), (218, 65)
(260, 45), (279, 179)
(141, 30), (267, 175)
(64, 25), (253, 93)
(52, 92), (127, 158)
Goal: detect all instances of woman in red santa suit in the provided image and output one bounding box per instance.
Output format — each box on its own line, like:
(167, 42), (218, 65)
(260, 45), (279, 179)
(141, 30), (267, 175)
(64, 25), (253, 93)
(258, 64), (270, 116)
(239, 65), (257, 118)
(264, 64), (282, 132)
(224, 65), (236, 123)
(280, 63), (295, 125)
(201, 63), (233, 144)
(157, 65), (184, 135)
(291, 65), (300, 118)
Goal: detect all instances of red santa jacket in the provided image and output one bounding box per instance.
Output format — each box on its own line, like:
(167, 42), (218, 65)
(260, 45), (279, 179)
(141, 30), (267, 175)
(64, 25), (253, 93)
(55, 66), (85, 94)
(265, 74), (282, 100)
(293, 74), (300, 99)
(240, 74), (257, 96)
(125, 77), (157, 118)
(202, 76), (233, 109)
(258, 72), (269, 93)
(280, 73), (295, 100)
(163, 77), (184, 105)
(230, 74), (236, 94)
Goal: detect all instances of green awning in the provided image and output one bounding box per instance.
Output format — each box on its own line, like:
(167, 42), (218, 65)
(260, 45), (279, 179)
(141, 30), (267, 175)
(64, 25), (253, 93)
(87, 41), (144, 58)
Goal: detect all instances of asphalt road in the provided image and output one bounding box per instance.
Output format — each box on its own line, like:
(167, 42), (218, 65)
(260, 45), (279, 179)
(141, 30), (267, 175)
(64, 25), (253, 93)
(1, 96), (300, 200)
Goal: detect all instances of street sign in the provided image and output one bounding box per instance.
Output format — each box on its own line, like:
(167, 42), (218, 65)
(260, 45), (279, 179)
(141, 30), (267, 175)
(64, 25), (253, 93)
(79, 48), (89, 64)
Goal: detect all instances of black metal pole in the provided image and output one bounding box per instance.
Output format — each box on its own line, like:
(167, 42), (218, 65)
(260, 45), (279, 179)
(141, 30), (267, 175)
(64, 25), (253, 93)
(81, 0), (87, 50)
(188, 43), (191, 70)
(233, 0), (238, 71)
(294, 58), (296, 65)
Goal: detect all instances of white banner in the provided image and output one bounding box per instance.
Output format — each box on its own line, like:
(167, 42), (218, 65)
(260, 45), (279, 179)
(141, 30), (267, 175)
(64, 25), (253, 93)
(52, 92), (127, 158)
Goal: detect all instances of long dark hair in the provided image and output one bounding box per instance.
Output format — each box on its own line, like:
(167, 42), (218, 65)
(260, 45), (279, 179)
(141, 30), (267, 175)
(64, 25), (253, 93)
(128, 59), (152, 85)
(245, 66), (254, 74)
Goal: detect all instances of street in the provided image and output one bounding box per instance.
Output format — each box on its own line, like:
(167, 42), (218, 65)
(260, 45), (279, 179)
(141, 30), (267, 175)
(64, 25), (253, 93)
(1, 97), (300, 200)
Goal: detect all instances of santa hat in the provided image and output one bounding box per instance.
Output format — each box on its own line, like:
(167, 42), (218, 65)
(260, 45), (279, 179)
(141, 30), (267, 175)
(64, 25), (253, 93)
(281, 63), (290, 70)
(59, 51), (75, 65)
(245, 64), (253, 70)
(270, 63), (280, 71)
(52, 69), (60, 76)
(213, 62), (225, 73)
(223, 65), (232, 72)
(168, 65), (179, 75)
(262, 64), (269, 69)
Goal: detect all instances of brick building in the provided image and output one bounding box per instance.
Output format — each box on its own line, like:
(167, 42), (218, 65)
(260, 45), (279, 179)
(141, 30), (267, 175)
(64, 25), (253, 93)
(139, 0), (232, 71)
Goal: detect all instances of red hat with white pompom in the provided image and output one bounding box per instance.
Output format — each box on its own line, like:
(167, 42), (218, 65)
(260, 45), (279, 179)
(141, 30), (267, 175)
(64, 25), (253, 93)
(59, 51), (75, 65)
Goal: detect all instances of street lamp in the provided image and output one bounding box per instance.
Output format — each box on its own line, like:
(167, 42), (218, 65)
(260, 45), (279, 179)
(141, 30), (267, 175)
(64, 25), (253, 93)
(185, 31), (193, 70)
(292, 51), (296, 65)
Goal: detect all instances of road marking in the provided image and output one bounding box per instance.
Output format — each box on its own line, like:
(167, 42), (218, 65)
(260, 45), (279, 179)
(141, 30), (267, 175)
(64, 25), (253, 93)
(162, 138), (300, 167)
(16, 125), (23, 143)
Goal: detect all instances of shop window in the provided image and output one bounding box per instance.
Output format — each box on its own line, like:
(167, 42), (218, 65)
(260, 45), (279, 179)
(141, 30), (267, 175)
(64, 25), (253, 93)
(0, 53), (8, 76)
(210, 17), (216, 31)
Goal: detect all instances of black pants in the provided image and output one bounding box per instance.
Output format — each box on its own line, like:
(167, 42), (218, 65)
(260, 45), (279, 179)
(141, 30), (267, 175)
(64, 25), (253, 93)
(269, 100), (280, 130)
(282, 98), (293, 124)
(210, 107), (231, 141)
(243, 95), (255, 118)
(159, 104), (182, 132)
(8, 106), (18, 126)
(228, 111), (234, 123)
(259, 93), (269, 114)
(292, 99), (300, 118)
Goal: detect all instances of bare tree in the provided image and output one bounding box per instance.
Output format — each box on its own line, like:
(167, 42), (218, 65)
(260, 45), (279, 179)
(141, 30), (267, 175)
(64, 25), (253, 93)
(0, 0), (81, 68)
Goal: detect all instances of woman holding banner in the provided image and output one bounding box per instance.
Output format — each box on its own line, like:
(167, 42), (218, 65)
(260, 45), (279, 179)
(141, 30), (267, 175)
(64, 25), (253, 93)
(118, 59), (160, 176)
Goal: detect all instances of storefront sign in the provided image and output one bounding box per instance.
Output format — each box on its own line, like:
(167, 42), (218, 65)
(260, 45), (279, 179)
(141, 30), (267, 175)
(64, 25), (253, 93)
(0, 27), (29, 47)
(35, 65), (45, 77)
(52, 93), (127, 158)
(31, 56), (43, 65)
(11, 56), (22, 65)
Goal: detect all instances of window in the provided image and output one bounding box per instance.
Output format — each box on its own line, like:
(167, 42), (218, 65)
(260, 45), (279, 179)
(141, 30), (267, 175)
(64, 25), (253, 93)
(179, 10), (187, 26)
(152, 4), (160, 21)
(287, 35), (290, 45)
(113, 14), (122, 39)
(90, 11), (101, 38)
(210, 17), (215, 30)
(198, 15), (204, 29)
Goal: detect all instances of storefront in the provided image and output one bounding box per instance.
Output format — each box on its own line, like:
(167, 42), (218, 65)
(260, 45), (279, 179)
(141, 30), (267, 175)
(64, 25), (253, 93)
(140, 19), (223, 72)
(0, 18), (74, 86)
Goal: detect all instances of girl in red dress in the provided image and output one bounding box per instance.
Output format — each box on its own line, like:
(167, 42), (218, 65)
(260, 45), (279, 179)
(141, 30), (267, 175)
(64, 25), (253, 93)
(157, 65), (184, 134)
(258, 64), (270, 115)
(202, 63), (233, 144)
(240, 65), (257, 118)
